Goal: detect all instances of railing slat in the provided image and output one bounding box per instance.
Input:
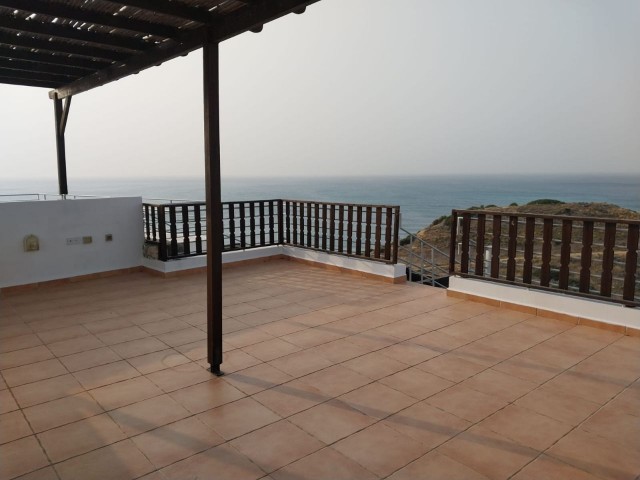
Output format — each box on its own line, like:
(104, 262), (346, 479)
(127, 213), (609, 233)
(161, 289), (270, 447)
(522, 216), (535, 284)
(158, 206), (167, 261)
(347, 206), (353, 255)
(460, 213), (470, 274)
(579, 221), (594, 293)
(284, 201), (290, 244)
(490, 215), (501, 278)
(449, 210), (458, 273)
(356, 206), (363, 256)
(322, 204), (327, 251)
(600, 222), (617, 297)
(151, 205), (157, 242)
(277, 200), (283, 245)
(239, 202), (246, 249)
(181, 205), (190, 255)
(540, 218), (553, 286)
(338, 205), (345, 253)
(169, 206), (178, 258)
(623, 224), (639, 301)
(384, 207), (392, 261)
(259, 201), (266, 246)
(364, 206), (372, 257)
(314, 203), (320, 249)
(144, 205), (151, 241)
(249, 202), (256, 248)
(506, 216), (518, 281)
(392, 206), (400, 264)
(306, 202), (312, 248)
(194, 204), (202, 254)
(374, 207), (382, 259)
(475, 213), (486, 276)
(558, 219), (572, 290)
(228, 203), (236, 250)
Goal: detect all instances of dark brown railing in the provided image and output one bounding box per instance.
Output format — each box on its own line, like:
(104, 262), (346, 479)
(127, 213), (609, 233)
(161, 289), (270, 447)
(144, 200), (401, 264)
(449, 210), (639, 306)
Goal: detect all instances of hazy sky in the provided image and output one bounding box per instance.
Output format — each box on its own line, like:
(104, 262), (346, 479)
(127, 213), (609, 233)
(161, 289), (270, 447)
(1, 0), (639, 180)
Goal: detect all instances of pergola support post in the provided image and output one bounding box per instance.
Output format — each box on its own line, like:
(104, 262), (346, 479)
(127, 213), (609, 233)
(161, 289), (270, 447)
(203, 30), (224, 376)
(53, 94), (71, 195)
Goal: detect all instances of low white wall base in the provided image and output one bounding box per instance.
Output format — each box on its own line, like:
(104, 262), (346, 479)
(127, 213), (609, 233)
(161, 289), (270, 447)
(449, 276), (640, 330)
(142, 245), (405, 282)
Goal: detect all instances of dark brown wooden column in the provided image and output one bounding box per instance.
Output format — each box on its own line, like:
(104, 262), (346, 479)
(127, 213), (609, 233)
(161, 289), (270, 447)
(53, 94), (71, 195)
(203, 30), (224, 375)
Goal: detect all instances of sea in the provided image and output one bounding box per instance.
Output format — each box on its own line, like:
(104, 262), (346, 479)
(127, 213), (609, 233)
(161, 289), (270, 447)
(2, 175), (639, 234)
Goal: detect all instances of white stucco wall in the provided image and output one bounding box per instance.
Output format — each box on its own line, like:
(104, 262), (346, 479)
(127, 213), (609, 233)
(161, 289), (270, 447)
(0, 197), (143, 288)
(449, 276), (640, 329)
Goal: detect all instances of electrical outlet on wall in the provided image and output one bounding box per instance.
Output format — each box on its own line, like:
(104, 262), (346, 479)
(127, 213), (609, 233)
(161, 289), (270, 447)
(105, 234), (113, 242)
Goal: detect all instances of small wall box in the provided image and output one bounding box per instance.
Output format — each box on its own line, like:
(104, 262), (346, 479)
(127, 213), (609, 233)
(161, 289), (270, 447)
(24, 234), (39, 252)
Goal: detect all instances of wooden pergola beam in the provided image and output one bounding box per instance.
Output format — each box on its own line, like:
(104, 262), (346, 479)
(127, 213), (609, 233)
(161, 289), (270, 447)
(0, 0), (182, 38)
(0, 74), (57, 88)
(102, 0), (218, 25)
(51, 0), (320, 99)
(0, 67), (78, 84)
(0, 46), (111, 70)
(0, 15), (150, 52)
(0, 58), (94, 77)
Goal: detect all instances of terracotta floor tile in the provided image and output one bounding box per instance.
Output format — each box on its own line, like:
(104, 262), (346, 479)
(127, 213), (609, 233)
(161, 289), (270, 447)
(412, 330), (468, 353)
(547, 428), (640, 480)
(155, 327), (207, 347)
(36, 325), (90, 344)
(374, 319), (429, 341)
(160, 444), (265, 480)
(14, 466), (60, 480)
(253, 379), (329, 417)
(406, 312), (459, 330)
(224, 364), (293, 395)
(379, 341), (440, 366)
(606, 384), (640, 417)
(145, 362), (212, 393)
(345, 331), (399, 352)
(96, 326), (150, 346)
(515, 386), (600, 426)
(73, 360), (140, 390)
(139, 318), (190, 336)
(384, 401), (471, 449)
(0, 333), (42, 354)
(198, 397), (281, 440)
(268, 350), (333, 377)
(242, 338), (302, 362)
(225, 328), (275, 349)
(127, 348), (190, 374)
(543, 369), (627, 405)
(231, 420), (324, 473)
(0, 389), (18, 414)
(437, 425), (539, 480)
(388, 451), (491, 480)
(170, 377), (245, 414)
(480, 404), (573, 451)
(580, 406), (640, 448)
(2, 358), (67, 387)
(83, 317), (135, 335)
(108, 394), (190, 436)
(271, 447), (378, 480)
(302, 365), (371, 397)
(417, 352), (487, 382)
(309, 338), (371, 363)
(281, 328), (344, 349)
(47, 335), (105, 357)
(379, 367), (453, 399)
(339, 382), (415, 420)
(427, 384), (508, 423)
(59, 347), (121, 372)
(54, 439), (154, 480)
(454, 341), (512, 367)
(0, 345), (53, 370)
(37, 413), (126, 462)
(0, 436), (50, 480)
(174, 339), (207, 361)
(89, 376), (163, 411)
(23, 392), (104, 433)
(11, 373), (83, 408)
(461, 368), (537, 402)
(0, 410), (32, 444)
(109, 337), (168, 359)
(512, 454), (603, 480)
(132, 417), (223, 468)
(342, 351), (408, 380)
(216, 349), (262, 373)
(257, 319), (307, 337)
(333, 422), (427, 477)
(289, 398), (376, 444)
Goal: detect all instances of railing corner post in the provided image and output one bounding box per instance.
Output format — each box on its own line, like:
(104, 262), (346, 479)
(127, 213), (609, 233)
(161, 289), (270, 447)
(449, 210), (458, 274)
(158, 205), (168, 261)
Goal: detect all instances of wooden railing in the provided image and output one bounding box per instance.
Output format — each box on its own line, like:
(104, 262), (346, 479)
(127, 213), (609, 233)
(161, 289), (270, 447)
(143, 200), (400, 264)
(449, 210), (639, 306)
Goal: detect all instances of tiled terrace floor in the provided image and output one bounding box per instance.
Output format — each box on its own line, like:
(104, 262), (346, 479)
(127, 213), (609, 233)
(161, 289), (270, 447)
(1, 260), (639, 480)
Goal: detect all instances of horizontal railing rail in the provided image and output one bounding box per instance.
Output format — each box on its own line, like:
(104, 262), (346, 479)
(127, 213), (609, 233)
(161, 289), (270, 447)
(449, 209), (639, 307)
(144, 199), (401, 264)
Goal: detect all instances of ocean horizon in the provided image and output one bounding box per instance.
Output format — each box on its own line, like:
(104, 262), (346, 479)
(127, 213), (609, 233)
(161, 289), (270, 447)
(2, 174), (639, 233)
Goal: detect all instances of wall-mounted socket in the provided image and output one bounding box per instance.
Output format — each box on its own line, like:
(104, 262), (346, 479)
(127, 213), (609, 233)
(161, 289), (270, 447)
(82, 236), (92, 244)
(105, 234), (113, 242)
(66, 237), (82, 246)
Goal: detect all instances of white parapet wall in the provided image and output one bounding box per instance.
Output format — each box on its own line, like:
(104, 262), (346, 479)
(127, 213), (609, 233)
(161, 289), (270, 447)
(449, 276), (640, 330)
(0, 197), (143, 288)
(143, 245), (406, 282)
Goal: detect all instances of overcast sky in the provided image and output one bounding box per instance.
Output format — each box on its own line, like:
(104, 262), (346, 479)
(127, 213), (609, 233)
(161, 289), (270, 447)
(0, 0), (638, 180)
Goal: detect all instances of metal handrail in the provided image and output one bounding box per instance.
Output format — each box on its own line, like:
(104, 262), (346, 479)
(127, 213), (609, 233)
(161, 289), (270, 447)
(398, 227), (451, 287)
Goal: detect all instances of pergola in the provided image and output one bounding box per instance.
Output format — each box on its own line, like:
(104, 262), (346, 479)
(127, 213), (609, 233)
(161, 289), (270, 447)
(0, 0), (319, 375)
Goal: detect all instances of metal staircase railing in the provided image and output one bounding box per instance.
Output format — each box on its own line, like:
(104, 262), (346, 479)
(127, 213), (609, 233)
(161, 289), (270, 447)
(397, 227), (453, 288)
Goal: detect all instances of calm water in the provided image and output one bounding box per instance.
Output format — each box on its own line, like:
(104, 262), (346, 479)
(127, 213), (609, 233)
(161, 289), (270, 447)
(2, 175), (639, 233)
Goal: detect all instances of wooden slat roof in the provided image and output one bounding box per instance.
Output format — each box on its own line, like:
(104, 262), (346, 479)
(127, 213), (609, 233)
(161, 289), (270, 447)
(0, 0), (317, 97)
